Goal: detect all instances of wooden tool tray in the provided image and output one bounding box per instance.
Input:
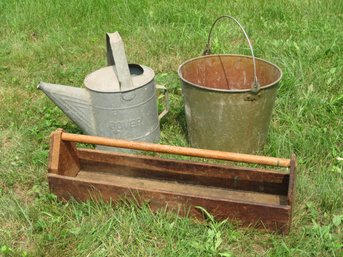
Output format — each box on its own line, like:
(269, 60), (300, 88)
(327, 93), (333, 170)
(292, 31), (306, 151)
(47, 129), (296, 234)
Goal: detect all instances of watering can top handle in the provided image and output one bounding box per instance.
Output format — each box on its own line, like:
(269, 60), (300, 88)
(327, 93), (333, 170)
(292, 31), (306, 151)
(203, 15), (260, 93)
(106, 32), (135, 91)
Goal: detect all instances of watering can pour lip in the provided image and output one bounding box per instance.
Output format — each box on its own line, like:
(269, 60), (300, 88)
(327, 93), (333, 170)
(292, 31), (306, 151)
(83, 63), (155, 93)
(82, 31), (155, 93)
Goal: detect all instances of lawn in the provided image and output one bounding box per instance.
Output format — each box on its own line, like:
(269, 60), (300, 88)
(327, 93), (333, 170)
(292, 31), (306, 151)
(0, 0), (342, 256)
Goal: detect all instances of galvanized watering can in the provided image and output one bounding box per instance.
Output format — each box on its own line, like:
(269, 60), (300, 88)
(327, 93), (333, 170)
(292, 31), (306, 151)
(178, 16), (282, 154)
(38, 32), (168, 151)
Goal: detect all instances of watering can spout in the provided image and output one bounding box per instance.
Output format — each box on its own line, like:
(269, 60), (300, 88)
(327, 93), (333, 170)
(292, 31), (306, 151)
(38, 82), (96, 135)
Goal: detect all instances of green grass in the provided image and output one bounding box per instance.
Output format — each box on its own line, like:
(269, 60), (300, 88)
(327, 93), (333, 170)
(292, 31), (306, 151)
(0, 0), (342, 256)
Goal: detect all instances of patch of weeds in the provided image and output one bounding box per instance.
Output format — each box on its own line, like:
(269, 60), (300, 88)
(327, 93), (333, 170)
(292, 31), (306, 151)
(306, 218), (342, 255)
(191, 206), (233, 257)
(299, 202), (343, 256)
(0, 245), (29, 257)
(31, 148), (49, 166)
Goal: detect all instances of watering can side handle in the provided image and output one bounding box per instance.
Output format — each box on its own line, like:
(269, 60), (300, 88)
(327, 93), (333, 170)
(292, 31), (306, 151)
(156, 84), (169, 120)
(203, 15), (260, 93)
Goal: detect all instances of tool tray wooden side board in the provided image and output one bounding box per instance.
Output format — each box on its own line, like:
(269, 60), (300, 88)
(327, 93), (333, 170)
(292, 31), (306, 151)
(47, 129), (296, 234)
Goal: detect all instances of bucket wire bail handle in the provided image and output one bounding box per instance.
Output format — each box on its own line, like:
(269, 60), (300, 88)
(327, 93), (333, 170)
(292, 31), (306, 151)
(203, 15), (260, 93)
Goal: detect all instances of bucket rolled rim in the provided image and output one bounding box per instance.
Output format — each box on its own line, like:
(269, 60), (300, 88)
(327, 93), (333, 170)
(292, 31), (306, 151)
(178, 54), (283, 93)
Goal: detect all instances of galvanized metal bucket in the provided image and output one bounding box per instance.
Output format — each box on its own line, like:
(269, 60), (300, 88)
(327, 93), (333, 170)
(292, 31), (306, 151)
(178, 16), (282, 153)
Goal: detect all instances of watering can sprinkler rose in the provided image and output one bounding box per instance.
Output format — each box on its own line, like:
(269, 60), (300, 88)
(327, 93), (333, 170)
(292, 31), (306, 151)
(38, 32), (168, 151)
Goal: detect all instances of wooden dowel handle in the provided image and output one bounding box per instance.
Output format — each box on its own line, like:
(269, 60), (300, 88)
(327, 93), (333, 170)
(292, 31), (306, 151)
(61, 132), (291, 167)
